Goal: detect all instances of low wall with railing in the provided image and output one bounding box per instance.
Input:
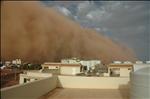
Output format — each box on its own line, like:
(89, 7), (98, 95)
(1, 76), (57, 99)
(58, 76), (130, 89)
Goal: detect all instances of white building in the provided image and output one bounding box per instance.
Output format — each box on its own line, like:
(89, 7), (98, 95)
(133, 62), (150, 72)
(80, 60), (101, 70)
(5, 61), (11, 66)
(146, 61), (150, 64)
(0, 66), (6, 69)
(113, 61), (122, 64)
(61, 58), (80, 64)
(12, 59), (22, 65)
(135, 61), (143, 64)
(61, 58), (101, 70)
(123, 61), (132, 64)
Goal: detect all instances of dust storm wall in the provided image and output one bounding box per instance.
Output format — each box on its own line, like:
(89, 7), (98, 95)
(1, 1), (137, 63)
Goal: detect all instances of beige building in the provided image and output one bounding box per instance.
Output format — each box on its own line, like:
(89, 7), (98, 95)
(41, 62), (60, 74)
(107, 63), (133, 77)
(19, 71), (52, 84)
(60, 64), (81, 75)
(41, 62), (81, 75)
(41, 62), (60, 69)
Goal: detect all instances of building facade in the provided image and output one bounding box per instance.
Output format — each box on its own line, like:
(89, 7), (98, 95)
(41, 62), (81, 75)
(107, 62), (133, 77)
(61, 58), (101, 70)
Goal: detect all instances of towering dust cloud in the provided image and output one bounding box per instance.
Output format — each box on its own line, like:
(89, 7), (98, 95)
(1, 1), (137, 64)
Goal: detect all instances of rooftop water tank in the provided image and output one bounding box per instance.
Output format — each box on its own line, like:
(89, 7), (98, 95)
(146, 61), (150, 64)
(130, 66), (150, 99)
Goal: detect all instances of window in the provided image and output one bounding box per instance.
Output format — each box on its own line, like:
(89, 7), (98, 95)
(24, 78), (27, 83)
(128, 68), (131, 70)
(24, 78), (30, 83)
(110, 68), (120, 77)
(44, 67), (48, 69)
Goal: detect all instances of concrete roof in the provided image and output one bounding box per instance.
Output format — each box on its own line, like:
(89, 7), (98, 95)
(108, 63), (133, 68)
(40, 88), (129, 99)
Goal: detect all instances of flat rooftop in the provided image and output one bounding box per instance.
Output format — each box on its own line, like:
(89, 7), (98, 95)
(40, 88), (129, 99)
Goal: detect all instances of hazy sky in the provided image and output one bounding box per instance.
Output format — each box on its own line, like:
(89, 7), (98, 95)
(42, 1), (150, 61)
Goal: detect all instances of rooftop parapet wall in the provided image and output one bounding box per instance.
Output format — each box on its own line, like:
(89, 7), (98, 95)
(1, 75), (130, 99)
(58, 76), (130, 89)
(1, 76), (57, 99)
